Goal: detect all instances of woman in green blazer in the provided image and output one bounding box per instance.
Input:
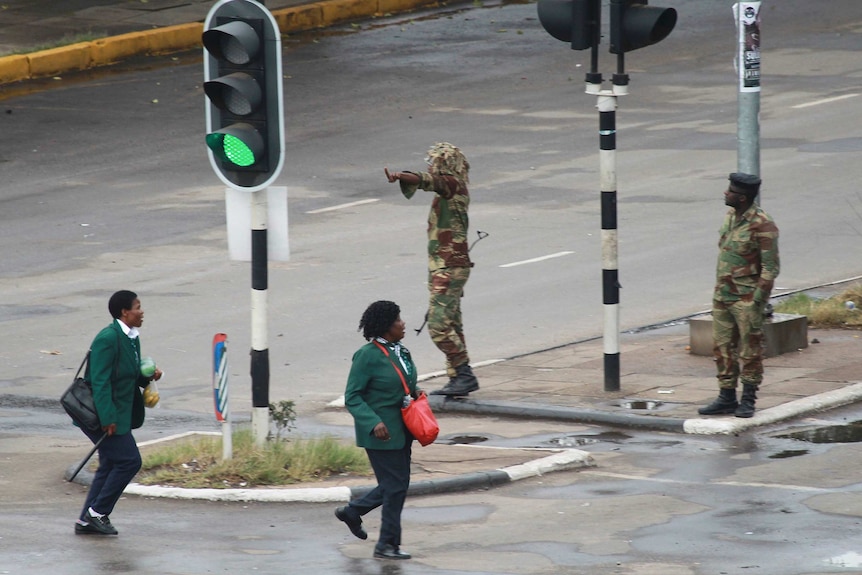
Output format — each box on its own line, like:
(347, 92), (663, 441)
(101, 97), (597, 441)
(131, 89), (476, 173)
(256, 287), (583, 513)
(75, 290), (162, 536)
(336, 301), (418, 560)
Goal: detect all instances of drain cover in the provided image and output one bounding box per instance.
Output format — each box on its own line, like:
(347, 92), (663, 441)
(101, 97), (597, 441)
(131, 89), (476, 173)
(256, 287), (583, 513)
(446, 434), (488, 445)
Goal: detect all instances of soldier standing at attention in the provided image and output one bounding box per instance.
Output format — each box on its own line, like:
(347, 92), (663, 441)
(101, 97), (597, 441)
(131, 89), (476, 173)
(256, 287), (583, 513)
(699, 173), (780, 419)
(384, 142), (479, 397)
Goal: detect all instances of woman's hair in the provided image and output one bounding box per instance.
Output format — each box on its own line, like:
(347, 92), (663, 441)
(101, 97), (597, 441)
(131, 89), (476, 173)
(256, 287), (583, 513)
(108, 290), (138, 319)
(358, 300), (400, 341)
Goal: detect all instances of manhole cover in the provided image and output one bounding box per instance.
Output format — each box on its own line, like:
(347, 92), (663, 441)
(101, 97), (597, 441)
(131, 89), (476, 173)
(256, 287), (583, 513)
(446, 434), (488, 445)
(768, 449), (809, 459)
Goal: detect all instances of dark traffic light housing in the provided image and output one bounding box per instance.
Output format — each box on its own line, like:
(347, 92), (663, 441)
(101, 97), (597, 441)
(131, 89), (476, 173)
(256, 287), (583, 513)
(203, 0), (284, 192)
(609, 0), (677, 54)
(537, 0), (600, 51)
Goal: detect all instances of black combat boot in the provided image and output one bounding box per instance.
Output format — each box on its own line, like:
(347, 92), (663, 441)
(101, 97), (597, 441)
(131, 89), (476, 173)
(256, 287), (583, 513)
(734, 384), (758, 418)
(698, 387), (738, 415)
(430, 364), (479, 396)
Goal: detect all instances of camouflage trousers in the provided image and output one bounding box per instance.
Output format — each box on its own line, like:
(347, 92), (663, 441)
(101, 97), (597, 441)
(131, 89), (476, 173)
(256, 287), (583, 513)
(427, 266), (471, 377)
(712, 299), (765, 389)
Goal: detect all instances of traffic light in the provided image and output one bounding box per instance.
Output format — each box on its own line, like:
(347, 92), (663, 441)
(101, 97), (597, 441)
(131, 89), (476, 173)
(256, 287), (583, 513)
(537, 0), (600, 51)
(609, 0), (677, 54)
(203, 0), (284, 192)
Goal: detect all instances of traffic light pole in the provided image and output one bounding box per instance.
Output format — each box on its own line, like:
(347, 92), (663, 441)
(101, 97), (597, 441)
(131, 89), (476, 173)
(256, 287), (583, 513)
(588, 71), (626, 392)
(203, 0), (284, 447)
(250, 190), (270, 446)
(538, 0), (676, 393)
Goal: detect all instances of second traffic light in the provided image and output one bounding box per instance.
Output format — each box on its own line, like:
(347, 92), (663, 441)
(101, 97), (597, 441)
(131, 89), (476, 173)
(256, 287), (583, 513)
(537, 0), (600, 51)
(609, 0), (677, 54)
(203, 0), (284, 192)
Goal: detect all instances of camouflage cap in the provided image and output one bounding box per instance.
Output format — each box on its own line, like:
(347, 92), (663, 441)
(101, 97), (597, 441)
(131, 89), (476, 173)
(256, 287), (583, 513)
(728, 172), (761, 197)
(426, 142), (470, 183)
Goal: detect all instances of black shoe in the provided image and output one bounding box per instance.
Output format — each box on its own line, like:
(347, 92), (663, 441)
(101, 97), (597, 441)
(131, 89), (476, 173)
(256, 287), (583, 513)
(429, 378), (458, 396)
(74, 521), (104, 535)
(430, 365), (479, 397)
(85, 510), (118, 535)
(735, 384), (758, 418)
(374, 544), (411, 560)
(698, 388), (738, 416)
(335, 506), (367, 540)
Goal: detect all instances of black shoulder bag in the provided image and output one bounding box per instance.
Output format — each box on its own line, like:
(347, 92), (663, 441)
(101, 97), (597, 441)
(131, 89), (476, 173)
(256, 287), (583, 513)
(60, 351), (101, 431)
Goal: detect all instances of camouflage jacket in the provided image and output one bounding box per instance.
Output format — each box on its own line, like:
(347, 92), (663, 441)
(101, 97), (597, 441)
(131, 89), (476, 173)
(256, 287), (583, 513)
(714, 203), (780, 303)
(400, 171), (471, 271)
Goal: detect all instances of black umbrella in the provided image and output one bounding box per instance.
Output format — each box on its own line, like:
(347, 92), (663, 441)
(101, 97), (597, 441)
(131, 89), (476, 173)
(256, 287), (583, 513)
(68, 432), (107, 482)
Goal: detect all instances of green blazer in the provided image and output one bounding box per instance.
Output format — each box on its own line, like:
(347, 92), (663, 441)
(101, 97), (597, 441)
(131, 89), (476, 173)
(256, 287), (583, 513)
(87, 320), (149, 435)
(345, 341), (418, 450)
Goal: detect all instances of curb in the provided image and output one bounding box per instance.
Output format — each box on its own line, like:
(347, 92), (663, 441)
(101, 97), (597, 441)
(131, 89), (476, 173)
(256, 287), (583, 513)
(430, 383), (862, 435)
(682, 381), (862, 435)
(65, 445), (594, 502)
(0, 0), (443, 85)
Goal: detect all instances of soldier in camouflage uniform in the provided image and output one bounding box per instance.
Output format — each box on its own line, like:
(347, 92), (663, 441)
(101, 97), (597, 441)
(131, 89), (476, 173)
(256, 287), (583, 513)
(384, 142), (479, 396)
(699, 173), (780, 419)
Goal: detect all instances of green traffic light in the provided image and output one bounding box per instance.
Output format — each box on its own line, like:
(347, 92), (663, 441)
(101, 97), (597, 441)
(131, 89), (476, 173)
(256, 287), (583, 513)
(206, 130), (259, 168)
(222, 134), (256, 167)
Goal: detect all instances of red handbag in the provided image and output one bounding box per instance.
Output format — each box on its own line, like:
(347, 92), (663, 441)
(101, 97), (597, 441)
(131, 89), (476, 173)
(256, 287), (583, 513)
(373, 341), (439, 446)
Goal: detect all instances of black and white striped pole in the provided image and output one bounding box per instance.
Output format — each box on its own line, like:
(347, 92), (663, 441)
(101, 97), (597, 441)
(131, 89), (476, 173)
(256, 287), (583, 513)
(250, 191), (270, 446)
(538, 0), (676, 392)
(597, 77), (623, 392)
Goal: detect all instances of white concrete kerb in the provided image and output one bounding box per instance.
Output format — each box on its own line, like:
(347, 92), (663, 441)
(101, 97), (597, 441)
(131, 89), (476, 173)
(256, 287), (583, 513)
(682, 381), (862, 435)
(125, 431), (591, 502)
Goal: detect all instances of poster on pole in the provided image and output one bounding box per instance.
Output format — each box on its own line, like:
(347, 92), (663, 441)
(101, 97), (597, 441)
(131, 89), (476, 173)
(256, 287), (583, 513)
(212, 333), (229, 422)
(735, 2), (761, 92)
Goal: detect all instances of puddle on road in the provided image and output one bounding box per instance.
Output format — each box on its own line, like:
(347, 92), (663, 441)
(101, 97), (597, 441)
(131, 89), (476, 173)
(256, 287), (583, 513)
(543, 430), (631, 448)
(775, 420), (862, 444)
(618, 400), (662, 410)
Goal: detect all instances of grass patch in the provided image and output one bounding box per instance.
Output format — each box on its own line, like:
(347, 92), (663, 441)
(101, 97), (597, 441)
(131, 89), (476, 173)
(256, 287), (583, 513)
(137, 429), (370, 488)
(774, 283), (862, 329)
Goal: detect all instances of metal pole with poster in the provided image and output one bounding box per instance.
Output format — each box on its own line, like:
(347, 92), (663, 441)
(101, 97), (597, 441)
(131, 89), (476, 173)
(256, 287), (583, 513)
(734, 1), (761, 180)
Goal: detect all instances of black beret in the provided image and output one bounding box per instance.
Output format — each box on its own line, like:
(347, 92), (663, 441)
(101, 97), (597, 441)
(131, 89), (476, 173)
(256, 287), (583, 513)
(728, 172), (761, 196)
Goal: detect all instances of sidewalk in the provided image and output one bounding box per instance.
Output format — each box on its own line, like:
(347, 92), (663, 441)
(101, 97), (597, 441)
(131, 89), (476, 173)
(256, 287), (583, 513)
(0, 0), (445, 84)
(429, 323), (862, 435)
(59, 321), (862, 503)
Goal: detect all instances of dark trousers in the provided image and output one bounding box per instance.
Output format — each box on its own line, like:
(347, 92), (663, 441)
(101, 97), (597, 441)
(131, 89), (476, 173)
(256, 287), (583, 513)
(79, 427), (142, 521)
(348, 442), (412, 548)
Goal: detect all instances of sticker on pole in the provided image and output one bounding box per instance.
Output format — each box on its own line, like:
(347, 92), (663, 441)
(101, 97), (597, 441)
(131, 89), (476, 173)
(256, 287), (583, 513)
(213, 333), (229, 422)
(734, 1), (761, 92)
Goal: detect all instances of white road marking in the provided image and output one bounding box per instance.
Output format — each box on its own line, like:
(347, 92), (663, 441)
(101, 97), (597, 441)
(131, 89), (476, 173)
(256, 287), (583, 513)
(500, 251), (574, 268)
(583, 470), (831, 492)
(306, 198), (379, 214)
(792, 93), (859, 109)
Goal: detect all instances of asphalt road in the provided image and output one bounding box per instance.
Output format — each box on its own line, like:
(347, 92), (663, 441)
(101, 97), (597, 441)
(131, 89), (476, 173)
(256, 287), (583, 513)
(2, 0), (862, 416)
(3, 3), (862, 569)
(4, 402), (862, 574)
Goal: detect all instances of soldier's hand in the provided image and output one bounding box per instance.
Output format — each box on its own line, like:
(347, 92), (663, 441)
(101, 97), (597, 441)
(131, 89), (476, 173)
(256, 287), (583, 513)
(384, 167), (399, 183)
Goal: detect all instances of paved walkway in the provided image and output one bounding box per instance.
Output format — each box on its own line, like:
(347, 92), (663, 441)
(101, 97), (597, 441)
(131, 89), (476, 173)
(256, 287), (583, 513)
(59, 319), (862, 503)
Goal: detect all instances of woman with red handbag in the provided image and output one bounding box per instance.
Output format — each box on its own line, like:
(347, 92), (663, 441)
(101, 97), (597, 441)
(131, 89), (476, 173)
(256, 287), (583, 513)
(336, 300), (418, 560)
